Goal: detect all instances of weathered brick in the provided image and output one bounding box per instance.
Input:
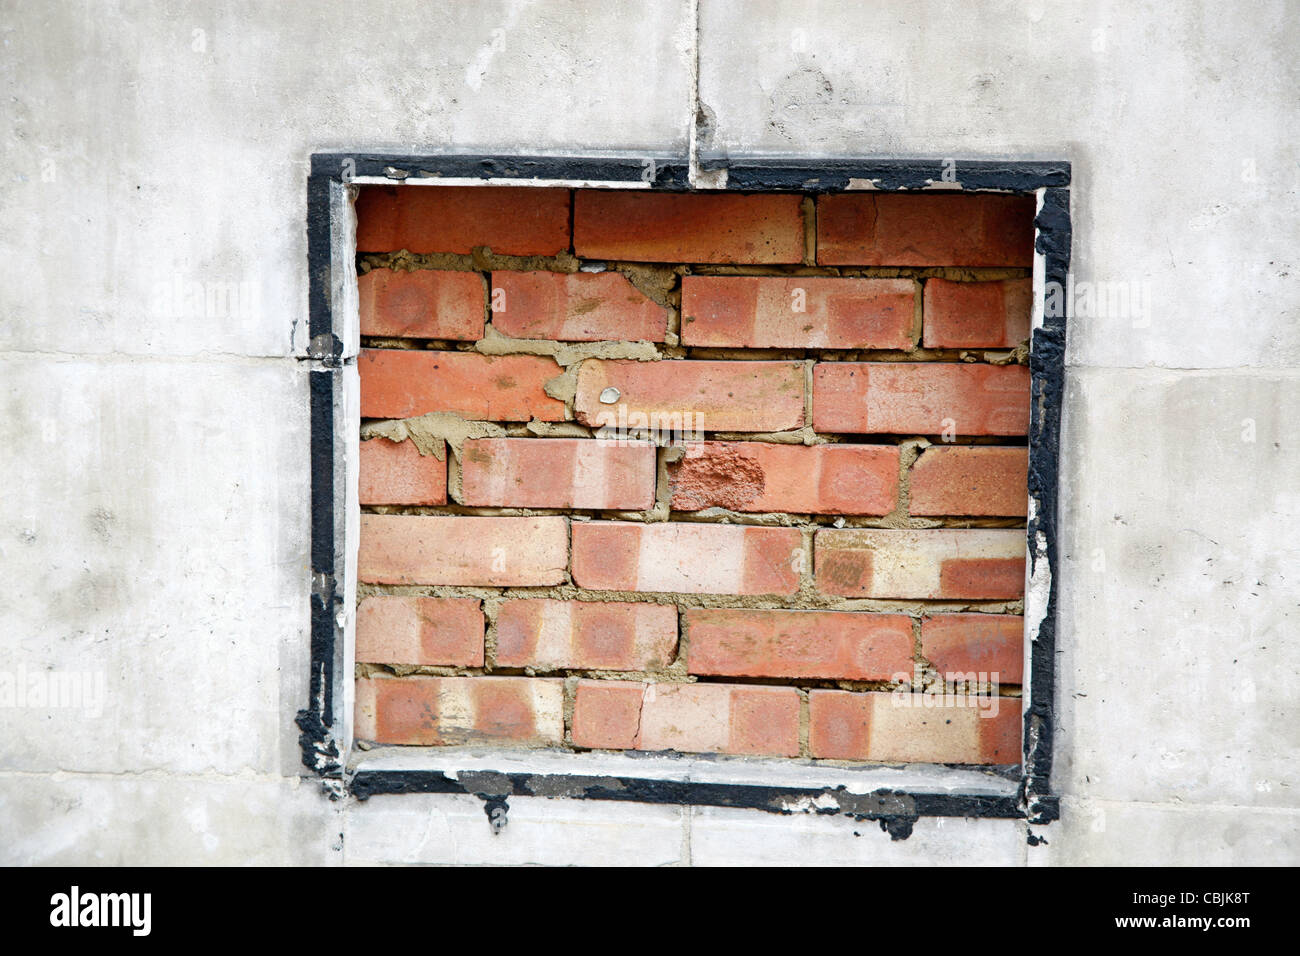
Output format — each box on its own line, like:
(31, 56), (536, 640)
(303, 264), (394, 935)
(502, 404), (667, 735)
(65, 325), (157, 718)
(681, 276), (914, 349)
(491, 271), (668, 342)
(354, 675), (563, 746)
(355, 595), (484, 667)
(909, 445), (1028, 516)
(354, 185), (570, 255)
(495, 599), (678, 671)
(815, 528), (1024, 599)
(921, 614), (1024, 685)
(459, 437), (656, 510)
(812, 362), (1030, 435)
(573, 191), (805, 264)
(358, 437), (447, 506)
(358, 268), (485, 340)
(816, 193), (1036, 267)
(358, 514), (568, 586)
(572, 521), (802, 596)
(668, 441), (899, 515)
(640, 683), (801, 756)
(574, 359), (804, 433)
(808, 690), (1021, 764)
(359, 348), (565, 421)
(685, 609), (914, 680)
(571, 679), (646, 749)
(571, 681), (801, 756)
(923, 277), (1032, 348)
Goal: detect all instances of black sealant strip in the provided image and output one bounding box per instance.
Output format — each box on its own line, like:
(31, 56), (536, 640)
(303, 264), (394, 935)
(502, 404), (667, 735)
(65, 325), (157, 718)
(303, 153), (1070, 827)
(349, 768), (1027, 841)
(1021, 186), (1071, 824)
(305, 173), (340, 361)
(706, 157), (1071, 192)
(310, 152), (692, 188)
(298, 368), (341, 776)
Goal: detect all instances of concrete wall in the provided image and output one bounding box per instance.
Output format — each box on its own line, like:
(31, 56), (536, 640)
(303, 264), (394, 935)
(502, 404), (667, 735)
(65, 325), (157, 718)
(2, 0), (1296, 865)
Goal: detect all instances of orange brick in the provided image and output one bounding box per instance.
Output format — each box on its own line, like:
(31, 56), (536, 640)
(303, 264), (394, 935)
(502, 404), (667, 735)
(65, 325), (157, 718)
(459, 438), (656, 510)
(812, 362), (1030, 435)
(808, 690), (1021, 764)
(358, 268), (485, 340)
(816, 193), (1035, 267)
(571, 521), (802, 596)
(358, 514), (568, 586)
(355, 595), (483, 667)
(639, 683), (800, 756)
(909, 445), (1028, 516)
(495, 599), (677, 671)
(815, 528), (1024, 599)
(681, 276), (914, 349)
(358, 437), (447, 506)
(668, 441), (899, 515)
(685, 609), (914, 681)
(571, 679), (645, 749)
(574, 359), (804, 433)
(354, 185), (570, 255)
(570, 680), (800, 756)
(573, 191), (804, 263)
(922, 614), (1024, 685)
(359, 348), (565, 421)
(923, 277), (1032, 348)
(491, 271), (668, 342)
(354, 675), (563, 746)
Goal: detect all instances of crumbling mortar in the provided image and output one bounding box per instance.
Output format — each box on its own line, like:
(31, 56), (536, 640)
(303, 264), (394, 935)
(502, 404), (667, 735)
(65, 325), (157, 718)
(797, 688), (811, 758)
(355, 581), (1024, 618)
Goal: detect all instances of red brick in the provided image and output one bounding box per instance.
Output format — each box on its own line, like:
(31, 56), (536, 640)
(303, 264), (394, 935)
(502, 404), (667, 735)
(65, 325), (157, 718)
(922, 614), (1024, 685)
(570, 680), (800, 756)
(814, 528), (1024, 599)
(923, 277), (1032, 348)
(358, 437), (447, 506)
(359, 348), (565, 421)
(808, 690), (1020, 763)
(573, 191), (804, 264)
(909, 445), (1028, 516)
(643, 683), (800, 756)
(358, 514), (568, 586)
(816, 193), (1035, 267)
(354, 675), (563, 746)
(495, 599), (678, 671)
(358, 268), (485, 340)
(574, 359), (804, 433)
(812, 362), (1030, 435)
(491, 271), (668, 342)
(571, 679), (645, 749)
(354, 185), (570, 255)
(685, 609), (914, 680)
(668, 441), (899, 515)
(355, 596), (484, 667)
(681, 276), (914, 349)
(571, 521), (802, 596)
(459, 438), (656, 510)
(940, 558), (1024, 599)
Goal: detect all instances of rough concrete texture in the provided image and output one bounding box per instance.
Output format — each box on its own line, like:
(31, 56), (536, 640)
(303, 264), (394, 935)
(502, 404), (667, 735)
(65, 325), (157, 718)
(697, 0), (1300, 370)
(2, 1), (1297, 865)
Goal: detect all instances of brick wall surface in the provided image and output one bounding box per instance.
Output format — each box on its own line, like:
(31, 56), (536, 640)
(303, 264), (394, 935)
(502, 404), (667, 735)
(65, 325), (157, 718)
(354, 186), (1033, 767)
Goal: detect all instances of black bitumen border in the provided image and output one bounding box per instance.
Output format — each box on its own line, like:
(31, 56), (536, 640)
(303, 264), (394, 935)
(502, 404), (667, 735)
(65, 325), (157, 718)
(301, 154), (1069, 832)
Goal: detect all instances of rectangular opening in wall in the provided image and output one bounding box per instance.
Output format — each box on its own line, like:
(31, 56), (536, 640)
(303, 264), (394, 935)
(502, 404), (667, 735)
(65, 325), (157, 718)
(304, 156), (1070, 833)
